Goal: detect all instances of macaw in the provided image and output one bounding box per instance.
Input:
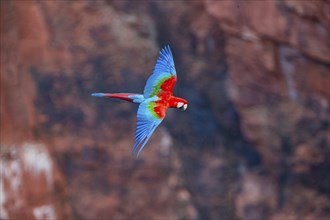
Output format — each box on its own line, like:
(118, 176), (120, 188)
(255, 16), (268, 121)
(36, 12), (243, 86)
(91, 46), (188, 157)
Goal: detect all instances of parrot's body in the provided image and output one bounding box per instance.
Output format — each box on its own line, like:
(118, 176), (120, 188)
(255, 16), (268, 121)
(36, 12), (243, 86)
(92, 46), (188, 157)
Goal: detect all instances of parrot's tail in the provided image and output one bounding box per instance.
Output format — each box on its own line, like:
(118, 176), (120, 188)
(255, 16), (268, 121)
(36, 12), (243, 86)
(91, 93), (144, 103)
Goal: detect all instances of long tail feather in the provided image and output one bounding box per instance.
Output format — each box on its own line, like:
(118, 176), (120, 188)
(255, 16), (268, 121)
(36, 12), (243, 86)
(91, 93), (142, 102)
(91, 93), (107, 97)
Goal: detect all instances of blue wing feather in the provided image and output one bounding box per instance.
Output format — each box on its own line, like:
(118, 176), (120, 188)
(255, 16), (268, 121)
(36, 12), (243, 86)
(144, 45), (177, 98)
(132, 102), (162, 157)
(153, 45), (176, 76)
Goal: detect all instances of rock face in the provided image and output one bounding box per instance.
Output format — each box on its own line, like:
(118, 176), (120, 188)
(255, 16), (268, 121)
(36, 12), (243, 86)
(1, 1), (329, 220)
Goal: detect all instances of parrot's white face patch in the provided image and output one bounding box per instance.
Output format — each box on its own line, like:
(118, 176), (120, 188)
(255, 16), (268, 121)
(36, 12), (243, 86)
(177, 102), (187, 111)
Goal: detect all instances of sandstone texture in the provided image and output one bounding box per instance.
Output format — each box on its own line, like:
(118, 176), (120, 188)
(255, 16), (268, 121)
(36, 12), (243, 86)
(1, 1), (329, 220)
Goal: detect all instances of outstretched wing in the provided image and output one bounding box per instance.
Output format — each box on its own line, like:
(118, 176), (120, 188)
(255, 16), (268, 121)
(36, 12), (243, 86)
(132, 101), (166, 157)
(144, 45), (177, 98)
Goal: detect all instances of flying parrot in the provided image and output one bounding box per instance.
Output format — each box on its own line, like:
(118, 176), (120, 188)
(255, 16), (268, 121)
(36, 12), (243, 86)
(91, 46), (188, 157)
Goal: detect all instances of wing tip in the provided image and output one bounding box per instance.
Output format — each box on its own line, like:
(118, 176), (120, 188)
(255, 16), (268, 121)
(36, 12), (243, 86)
(160, 44), (171, 52)
(159, 44), (173, 61)
(131, 113), (162, 158)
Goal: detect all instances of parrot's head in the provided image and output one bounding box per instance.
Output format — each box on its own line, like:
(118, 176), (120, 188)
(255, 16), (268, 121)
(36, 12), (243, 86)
(176, 98), (188, 111)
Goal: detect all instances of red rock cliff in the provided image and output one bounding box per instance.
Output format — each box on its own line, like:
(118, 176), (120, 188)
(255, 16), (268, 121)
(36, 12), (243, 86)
(1, 1), (329, 220)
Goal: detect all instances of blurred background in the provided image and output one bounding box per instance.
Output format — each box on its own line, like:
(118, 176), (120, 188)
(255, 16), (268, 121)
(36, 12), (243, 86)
(1, 0), (329, 220)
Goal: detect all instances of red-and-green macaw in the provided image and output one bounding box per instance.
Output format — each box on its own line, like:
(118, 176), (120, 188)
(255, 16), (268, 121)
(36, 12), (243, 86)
(91, 46), (188, 157)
